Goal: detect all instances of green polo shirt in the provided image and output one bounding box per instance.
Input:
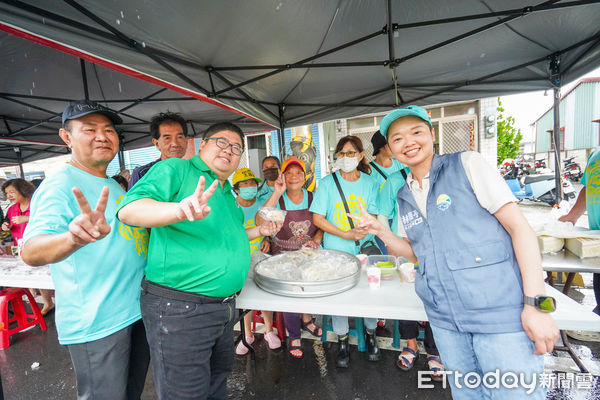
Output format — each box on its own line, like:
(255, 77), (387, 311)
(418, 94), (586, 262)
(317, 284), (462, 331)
(117, 156), (250, 297)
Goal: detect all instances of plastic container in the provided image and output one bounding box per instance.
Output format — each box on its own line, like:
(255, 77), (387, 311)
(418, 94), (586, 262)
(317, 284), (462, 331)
(367, 255), (397, 281)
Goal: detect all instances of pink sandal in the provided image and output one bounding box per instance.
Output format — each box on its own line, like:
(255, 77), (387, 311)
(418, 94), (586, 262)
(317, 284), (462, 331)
(264, 331), (282, 350)
(235, 335), (255, 355)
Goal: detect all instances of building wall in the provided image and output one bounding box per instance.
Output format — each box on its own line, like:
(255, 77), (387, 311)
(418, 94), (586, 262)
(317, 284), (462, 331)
(535, 81), (600, 154)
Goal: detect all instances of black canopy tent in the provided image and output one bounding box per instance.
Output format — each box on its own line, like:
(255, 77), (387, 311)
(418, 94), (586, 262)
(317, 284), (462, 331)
(1, 0), (600, 194)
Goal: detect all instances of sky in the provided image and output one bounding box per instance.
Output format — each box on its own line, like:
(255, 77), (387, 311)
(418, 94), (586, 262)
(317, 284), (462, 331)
(500, 66), (600, 143)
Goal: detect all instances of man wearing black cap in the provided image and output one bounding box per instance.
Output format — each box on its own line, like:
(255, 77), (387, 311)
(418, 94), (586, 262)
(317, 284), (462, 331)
(369, 130), (406, 192)
(21, 100), (150, 400)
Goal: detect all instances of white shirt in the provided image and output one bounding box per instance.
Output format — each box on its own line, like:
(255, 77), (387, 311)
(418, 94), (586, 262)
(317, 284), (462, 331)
(397, 152), (516, 236)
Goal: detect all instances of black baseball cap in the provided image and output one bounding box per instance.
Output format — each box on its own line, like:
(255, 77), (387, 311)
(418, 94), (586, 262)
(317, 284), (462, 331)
(62, 100), (122, 126)
(370, 130), (387, 156)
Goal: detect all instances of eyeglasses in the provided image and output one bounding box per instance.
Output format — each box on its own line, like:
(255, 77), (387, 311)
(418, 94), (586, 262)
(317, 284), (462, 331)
(336, 150), (358, 158)
(205, 137), (244, 156)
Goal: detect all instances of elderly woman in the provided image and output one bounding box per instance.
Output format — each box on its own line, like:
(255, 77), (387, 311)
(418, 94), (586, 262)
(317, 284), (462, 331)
(256, 156), (324, 358)
(310, 136), (380, 368)
(2, 179), (54, 315)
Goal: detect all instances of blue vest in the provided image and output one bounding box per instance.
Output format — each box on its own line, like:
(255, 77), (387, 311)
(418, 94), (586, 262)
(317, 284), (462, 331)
(397, 153), (524, 333)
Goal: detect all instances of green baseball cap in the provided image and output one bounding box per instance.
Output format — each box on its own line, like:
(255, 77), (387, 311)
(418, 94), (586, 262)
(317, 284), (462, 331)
(380, 105), (432, 138)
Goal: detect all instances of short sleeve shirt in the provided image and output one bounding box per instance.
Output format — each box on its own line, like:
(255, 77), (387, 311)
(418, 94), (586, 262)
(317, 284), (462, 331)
(310, 171), (379, 255)
(23, 165), (148, 345)
(396, 151), (516, 236)
(240, 197), (265, 254)
(276, 188), (310, 211)
(6, 202), (30, 245)
(118, 156), (250, 297)
(378, 170), (408, 235)
(370, 158), (406, 191)
(256, 183), (275, 203)
(581, 147), (600, 230)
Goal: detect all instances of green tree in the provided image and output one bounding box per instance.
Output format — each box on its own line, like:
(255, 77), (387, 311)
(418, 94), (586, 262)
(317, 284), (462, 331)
(496, 97), (523, 164)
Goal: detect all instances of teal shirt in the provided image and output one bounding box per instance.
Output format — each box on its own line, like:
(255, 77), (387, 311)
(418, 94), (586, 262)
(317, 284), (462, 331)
(118, 156), (250, 297)
(24, 165), (148, 345)
(370, 158), (406, 191)
(275, 188), (310, 211)
(239, 197), (265, 254)
(378, 169), (409, 235)
(310, 171), (379, 255)
(581, 147), (600, 230)
(257, 183), (275, 203)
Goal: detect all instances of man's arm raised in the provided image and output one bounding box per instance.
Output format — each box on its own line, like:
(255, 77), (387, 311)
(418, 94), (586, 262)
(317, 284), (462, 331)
(118, 176), (218, 228)
(22, 186), (111, 266)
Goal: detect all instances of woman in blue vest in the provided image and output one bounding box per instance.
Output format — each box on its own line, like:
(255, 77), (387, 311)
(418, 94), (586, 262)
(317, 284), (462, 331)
(310, 135), (380, 368)
(350, 105), (558, 399)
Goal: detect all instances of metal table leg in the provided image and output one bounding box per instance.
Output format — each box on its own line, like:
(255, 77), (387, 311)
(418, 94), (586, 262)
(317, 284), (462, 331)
(553, 330), (589, 373)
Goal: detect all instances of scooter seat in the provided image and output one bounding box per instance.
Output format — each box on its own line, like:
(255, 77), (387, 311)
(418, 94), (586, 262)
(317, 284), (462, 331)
(523, 174), (555, 184)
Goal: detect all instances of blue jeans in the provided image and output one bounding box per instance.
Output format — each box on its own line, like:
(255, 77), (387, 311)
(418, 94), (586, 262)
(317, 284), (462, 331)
(332, 315), (377, 335)
(141, 290), (237, 400)
(430, 325), (546, 400)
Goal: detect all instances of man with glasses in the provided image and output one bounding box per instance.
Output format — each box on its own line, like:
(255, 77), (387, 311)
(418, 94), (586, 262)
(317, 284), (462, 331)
(117, 122), (282, 400)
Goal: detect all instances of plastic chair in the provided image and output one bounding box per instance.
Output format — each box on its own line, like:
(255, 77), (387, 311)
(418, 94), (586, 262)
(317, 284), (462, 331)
(321, 315), (366, 352)
(0, 288), (47, 350)
(252, 310), (286, 342)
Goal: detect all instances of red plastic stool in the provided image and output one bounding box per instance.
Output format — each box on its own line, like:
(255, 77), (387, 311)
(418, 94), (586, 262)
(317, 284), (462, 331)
(0, 288), (47, 350)
(252, 311), (286, 342)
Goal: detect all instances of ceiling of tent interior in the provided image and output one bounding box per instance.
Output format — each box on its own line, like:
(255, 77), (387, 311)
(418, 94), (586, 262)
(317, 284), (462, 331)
(1, 0), (600, 165)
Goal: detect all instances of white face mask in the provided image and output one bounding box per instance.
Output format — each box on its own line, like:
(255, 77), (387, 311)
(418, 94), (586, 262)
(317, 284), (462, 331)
(335, 156), (359, 173)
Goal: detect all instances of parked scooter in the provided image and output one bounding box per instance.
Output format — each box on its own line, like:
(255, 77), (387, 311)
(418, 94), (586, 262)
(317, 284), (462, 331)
(503, 163), (576, 206)
(562, 157), (582, 182)
(535, 159), (547, 171)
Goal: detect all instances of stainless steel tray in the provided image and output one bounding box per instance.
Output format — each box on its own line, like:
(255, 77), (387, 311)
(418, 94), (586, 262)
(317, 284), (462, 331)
(253, 249), (360, 298)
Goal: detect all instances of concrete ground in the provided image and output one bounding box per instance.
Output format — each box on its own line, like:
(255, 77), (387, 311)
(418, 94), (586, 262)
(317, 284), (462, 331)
(2, 200), (600, 399)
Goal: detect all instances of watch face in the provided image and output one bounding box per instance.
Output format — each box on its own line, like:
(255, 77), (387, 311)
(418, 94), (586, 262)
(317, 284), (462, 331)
(536, 296), (556, 312)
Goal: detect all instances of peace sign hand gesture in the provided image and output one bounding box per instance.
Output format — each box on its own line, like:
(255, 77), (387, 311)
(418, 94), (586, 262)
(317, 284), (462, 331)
(68, 186), (111, 245)
(348, 201), (384, 236)
(175, 176), (219, 222)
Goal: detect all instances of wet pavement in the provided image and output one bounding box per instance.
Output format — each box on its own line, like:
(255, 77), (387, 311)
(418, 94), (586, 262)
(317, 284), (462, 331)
(2, 200), (600, 399)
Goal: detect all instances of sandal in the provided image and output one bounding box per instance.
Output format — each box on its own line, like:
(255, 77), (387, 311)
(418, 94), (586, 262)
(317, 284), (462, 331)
(427, 355), (445, 382)
(235, 335), (255, 356)
(396, 347), (418, 371)
(288, 338), (303, 359)
(301, 318), (322, 337)
(264, 331), (282, 350)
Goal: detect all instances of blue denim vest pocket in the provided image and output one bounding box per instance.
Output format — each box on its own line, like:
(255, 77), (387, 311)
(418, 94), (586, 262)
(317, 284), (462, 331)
(414, 254), (439, 309)
(444, 242), (522, 310)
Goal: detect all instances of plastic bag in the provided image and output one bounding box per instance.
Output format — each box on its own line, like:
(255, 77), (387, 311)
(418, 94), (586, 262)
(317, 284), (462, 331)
(258, 206), (287, 222)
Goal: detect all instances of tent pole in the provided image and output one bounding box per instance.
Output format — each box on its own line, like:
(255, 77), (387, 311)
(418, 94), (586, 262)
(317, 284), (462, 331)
(14, 147), (24, 178)
(118, 132), (126, 172)
(550, 54), (562, 204)
(80, 59), (89, 100)
(278, 104), (286, 159)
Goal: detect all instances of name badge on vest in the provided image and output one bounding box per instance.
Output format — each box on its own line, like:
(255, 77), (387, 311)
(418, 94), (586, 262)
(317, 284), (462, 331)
(401, 210), (423, 230)
(436, 194), (451, 211)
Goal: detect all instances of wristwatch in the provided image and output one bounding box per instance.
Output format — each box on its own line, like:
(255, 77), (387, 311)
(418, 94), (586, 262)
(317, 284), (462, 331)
(523, 295), (556, 313)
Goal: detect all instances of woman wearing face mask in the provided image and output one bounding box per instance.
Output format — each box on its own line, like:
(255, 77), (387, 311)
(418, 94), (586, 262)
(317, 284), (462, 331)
(257, 156), (281, 202)
(232, 168), (281, 355)
(310, 136), (380, 368)
(257, 156), (324, 358)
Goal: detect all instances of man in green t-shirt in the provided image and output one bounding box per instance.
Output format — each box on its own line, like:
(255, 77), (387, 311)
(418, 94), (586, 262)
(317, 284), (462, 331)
(117, 122), (281, 400)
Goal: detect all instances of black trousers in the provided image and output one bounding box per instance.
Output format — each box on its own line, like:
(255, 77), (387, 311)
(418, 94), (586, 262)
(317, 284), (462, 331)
(397, 320), (439, 356)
